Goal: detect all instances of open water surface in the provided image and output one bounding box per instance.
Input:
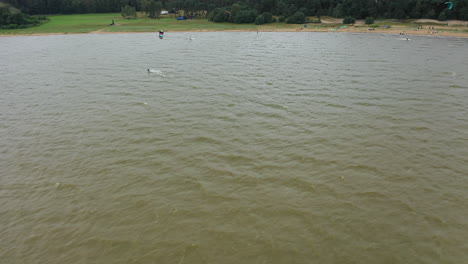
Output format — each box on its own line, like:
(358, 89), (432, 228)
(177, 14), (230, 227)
(1, 32), (468, 263)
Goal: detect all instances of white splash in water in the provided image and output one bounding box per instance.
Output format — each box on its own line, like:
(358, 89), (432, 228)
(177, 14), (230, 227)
(147, 69), (164, 77)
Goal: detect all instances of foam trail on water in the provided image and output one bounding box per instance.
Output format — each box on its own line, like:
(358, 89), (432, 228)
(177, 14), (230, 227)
(147, 69), (164, 77)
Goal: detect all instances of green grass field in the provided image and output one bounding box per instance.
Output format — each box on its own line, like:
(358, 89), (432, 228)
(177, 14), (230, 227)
(0, 13), (304, 35)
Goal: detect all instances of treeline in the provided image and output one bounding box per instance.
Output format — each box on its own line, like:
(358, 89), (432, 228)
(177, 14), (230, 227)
(0, 2), (47, 28)
(3, 0), (468, 20)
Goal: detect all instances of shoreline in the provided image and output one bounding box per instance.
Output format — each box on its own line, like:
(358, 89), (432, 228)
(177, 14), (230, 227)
(1, 22), (468, 38)
(2, 16), (467, 38)
(2, 28), (467, 38)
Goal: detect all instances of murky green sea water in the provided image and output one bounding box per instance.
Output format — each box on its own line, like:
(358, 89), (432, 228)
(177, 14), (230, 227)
(1, 32), (467, 263)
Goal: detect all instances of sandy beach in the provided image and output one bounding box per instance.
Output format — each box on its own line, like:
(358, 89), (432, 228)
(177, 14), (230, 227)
(254, 18), (468, 38)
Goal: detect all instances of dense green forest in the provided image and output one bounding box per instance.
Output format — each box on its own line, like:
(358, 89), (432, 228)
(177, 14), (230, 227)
(0, 2), (47, 28)
(2, 0), (468, 21)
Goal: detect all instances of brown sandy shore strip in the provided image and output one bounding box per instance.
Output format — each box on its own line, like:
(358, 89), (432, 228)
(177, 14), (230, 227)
(1, 28), (468, 38)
